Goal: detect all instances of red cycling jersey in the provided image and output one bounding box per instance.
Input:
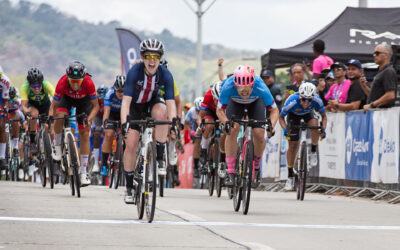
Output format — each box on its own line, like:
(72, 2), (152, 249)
(200, 89), (217, 113)
(96, 98), (104, 118)
(54, 74), (97, 101)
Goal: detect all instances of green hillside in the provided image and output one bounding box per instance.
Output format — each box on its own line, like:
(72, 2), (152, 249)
(0, 0), (262, 100)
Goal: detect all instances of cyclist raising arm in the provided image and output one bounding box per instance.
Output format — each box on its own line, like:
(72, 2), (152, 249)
(216, 65), (279, 186)
(279, 82), (327, 191)
(121, 38), (177, 204)
(51, 61), (100, 187)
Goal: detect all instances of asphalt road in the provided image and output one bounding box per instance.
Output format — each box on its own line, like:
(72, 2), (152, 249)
(0, 181), (399, 250)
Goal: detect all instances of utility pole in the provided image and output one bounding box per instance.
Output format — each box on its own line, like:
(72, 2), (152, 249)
(183, 0), (217, 98)
(358, 0), (368, 7)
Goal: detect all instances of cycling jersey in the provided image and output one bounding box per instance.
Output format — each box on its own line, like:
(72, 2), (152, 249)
(104, 88), (122, 113)
(54, 74), (96, 102)
(280, 93), (325, 117)
(200, 88), (217, 113)
(0, 73), (11, 105)
(7, 97), (21, 113)
(184, 106), (198, 131)
(20, 80), (54, 106)
(218, 75), (276, 109)
(159, 82), (180, 97)
(96, 98), (104, 119)
(124, 63), (174, 104)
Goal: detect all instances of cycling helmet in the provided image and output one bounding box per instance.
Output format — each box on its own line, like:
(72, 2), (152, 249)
(140, 38), (164, 56)
(298, 81), (316, 99)
(211, 82), (222, 100)
(66, 61), (86, 79)
(9, 86), (17, 99)
(234, 65), (255, 87)
(194, 97), (204, 111)
(27, 68), (44, 85)
(97, 85), (108, 99)
(114, 75), (125, 90)
(160, 59), (168, 68)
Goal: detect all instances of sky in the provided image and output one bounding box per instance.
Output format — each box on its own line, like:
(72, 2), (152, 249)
(13, 0), (400, 52)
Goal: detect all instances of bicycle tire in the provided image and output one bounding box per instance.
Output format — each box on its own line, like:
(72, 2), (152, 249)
(242, 140), (253, 215)
(23, 135), (30, 181)
(159, 175), (165, 197)
(67, 133), (81, 198)
(109, 162), (115, 189)
(115, 134), (124, 189)
(145, 141), (157, 223)
(233, 156), (242, 211)
(298, 142), (307, 201)
(44, 130), (55, 189)
(37, 132), (47, 188)
(208, 141), (217, 197)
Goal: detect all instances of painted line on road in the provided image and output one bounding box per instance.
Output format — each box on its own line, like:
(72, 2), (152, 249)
(1, 216), (400, 231)
(166, 210), (207, 222)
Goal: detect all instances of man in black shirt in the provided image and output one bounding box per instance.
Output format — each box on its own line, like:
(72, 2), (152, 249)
(363, 44), (397, 110)
(331, 59), (366, 111)
(260, 69), (283, 109)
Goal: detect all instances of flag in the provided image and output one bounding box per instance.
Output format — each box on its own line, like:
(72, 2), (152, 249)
(115, 28), (142, 75)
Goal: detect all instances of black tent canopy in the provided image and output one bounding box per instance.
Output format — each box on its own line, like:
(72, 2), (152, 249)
(261, 7), (400, 70)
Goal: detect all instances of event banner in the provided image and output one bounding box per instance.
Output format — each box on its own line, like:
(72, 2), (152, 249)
(261, 124), (281, 179)
(345, 111), (373, 181)
(177, 143), (194, 189)
(319, 112), (346, 179)
(370, 108), (400, 184)
(115, 28), (142, 75)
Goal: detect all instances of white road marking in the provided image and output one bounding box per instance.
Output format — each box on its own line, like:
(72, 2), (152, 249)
(1, 216), (400, 231)
(167, 210), (206, 222)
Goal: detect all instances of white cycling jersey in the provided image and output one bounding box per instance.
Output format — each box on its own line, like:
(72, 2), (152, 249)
(0, 73), (11, 100)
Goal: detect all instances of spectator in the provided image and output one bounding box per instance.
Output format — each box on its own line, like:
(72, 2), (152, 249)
(285, 63), (306, 99)
(330, 59), (366, 111)
(260, 68), (283, 109)
(312, 39), (334, 79)
(316, 69), (332, 106)
(363, 43), (397, 111)
(325, 62), (351, 111)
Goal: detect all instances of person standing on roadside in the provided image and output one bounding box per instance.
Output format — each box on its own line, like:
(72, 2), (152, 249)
(312, 39), (334, 79)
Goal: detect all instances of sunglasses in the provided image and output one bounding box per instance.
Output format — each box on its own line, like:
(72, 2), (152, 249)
(373, 51), (386, 57)
(30, 83), (42, 90)
(143, 53), (161, 60)
(300, 97), (312, 102)
(68, 78), (84, 84)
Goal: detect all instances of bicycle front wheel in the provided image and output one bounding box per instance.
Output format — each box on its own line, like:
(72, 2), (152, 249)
(115, 134), (124, 189)
(242, 140), (253, 215)
(297, 142), (307, 201)
(145, 142), (157, 223)
(67, 133), (81, 198)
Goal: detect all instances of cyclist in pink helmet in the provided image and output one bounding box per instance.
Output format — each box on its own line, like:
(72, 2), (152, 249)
(216, 65), (279, 187)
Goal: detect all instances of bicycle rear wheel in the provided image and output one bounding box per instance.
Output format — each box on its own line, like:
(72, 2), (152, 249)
(38, 132), (47, 188)
(114, 134), (124, 189)
(297, 142), (307, 201)
(43, 131), (55, 189)
(67, 133), (81, 198)
(145, 142), (157, 223)
(242, 140), (253, 215)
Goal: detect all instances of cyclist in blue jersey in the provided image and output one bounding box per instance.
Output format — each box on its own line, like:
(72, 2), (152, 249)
(101, 76), (124, 176)
(121, 38), (177, 204)
(279, 81), (327, 191)
(216, 65), (279, 187)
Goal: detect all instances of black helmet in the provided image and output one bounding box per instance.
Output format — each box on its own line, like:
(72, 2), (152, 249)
(27, 68), (44, 85)
(140, 38), (164, 56)
(97, 84), (108, 99)
(114, 75), (125, 90)
(66, 61), (86, 79)
(9, 86), (17, 99)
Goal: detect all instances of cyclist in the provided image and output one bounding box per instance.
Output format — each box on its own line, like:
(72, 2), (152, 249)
(51, 61), (100, 187)
(184, 97), (202, 178)
(101, 76), (124, 176)
(0, 68), (11, 169)
(279, 81), (327, 191)
(91, 85), (108, 174)
(20, 68), (55, 145)
(6, 87), (23, 158)
(216, 65), (279, 186)
(121, 38), (177, 204)
(199, 82), (226, 168)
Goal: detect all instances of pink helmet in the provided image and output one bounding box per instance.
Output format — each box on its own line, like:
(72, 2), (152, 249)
(234, 65), (255, 87)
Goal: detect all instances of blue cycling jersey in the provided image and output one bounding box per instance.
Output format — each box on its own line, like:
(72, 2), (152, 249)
(124, 63), (174, 104)
(184, 107), (198, 131)
(280, 93), (325, 117)
(104, 88), (122, 113)
(218, 75), (276, 109)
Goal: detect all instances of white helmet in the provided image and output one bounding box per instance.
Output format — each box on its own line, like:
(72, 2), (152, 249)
(211, 82), (222, 100)
(298, 81), (316, 99)
(194, 97), (204, 111)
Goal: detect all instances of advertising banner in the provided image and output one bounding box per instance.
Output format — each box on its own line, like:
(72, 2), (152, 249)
(261, 124), (282, 179)
(371, 108), (400, 184)
(177, 143), (194, 189)
(319, 112), (346, 179)
(115, 28), (142, 75)
(345, 111), (373, 181)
